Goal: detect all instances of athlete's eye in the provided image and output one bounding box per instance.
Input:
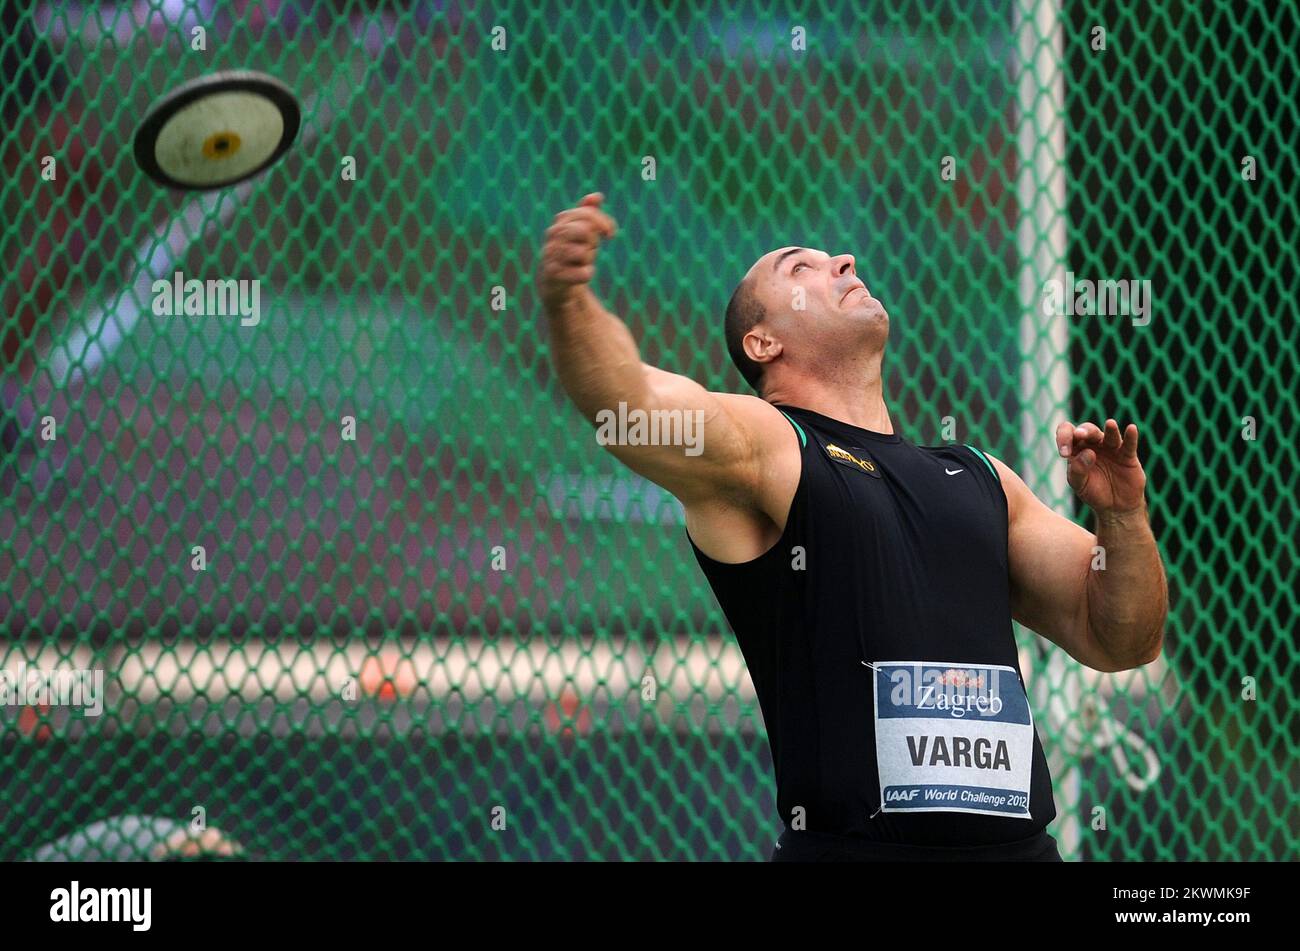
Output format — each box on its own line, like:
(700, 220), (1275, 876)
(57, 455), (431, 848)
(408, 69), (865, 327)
(792, 262), (809, 274)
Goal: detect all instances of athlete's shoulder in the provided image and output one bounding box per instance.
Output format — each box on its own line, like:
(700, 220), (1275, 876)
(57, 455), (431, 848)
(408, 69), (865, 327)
(713, 393), (807, 448)
(713, 391), (781, 418)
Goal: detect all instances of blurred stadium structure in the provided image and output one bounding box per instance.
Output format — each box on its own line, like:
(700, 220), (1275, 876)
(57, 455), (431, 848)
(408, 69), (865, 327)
(1, 1), (1296, 860)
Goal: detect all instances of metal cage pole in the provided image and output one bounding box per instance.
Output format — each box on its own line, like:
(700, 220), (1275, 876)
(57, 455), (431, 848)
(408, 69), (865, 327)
(1013, 0), (1083, 859)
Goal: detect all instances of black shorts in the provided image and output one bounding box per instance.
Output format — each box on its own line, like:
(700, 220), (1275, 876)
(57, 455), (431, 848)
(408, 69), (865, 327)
(770, 827), (1063, 862)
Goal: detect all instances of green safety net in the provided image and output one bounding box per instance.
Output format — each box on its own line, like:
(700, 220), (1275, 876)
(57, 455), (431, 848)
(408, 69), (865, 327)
(1, 0), (1295, 861)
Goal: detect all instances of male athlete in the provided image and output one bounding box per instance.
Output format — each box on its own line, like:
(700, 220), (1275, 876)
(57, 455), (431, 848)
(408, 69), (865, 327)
(538, 193), (1167, 862)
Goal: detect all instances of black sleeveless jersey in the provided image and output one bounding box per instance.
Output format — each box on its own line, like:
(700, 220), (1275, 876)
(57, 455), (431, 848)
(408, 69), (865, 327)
(689, 404), (1056, 846)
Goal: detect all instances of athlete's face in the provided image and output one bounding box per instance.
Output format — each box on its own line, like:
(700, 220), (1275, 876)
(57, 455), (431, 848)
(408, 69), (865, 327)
(745, 246), (889, 365)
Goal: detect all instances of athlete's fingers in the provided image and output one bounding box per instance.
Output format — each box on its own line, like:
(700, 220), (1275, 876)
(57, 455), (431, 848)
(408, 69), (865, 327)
(541, 252), (595, 282)
(548, 205), (612, 229)
(1055, 421), (1076, 457)
(550, 204), (617, 239)
(544, 220), (596, 243)
(548, 241), (599, 266)
(1073, 421), (1104, 447)
(544, 216), (615, 247)
(544, 232), (599, 254)
(546, 210), (615, 244)
(1066, 447), (1096, 494)
(1102, 418), (1122, 451)
(547, 264), (595, 285)
(538, 199), (613, 302)
(544, 237), (597, 265)
(591, 205), (617, 237)
(1121, 423), (1140, 459)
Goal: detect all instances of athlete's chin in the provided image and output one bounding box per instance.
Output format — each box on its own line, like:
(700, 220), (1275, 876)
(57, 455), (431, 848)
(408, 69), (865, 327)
(856, 301), (889, 348)
(855, 298), (889, 327)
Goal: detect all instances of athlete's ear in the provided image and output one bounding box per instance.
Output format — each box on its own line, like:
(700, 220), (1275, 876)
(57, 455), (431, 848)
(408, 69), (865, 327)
(744, 327), (782, 367)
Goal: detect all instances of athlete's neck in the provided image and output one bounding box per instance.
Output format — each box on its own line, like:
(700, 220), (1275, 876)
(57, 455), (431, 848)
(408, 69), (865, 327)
(762, 354), (894, 435)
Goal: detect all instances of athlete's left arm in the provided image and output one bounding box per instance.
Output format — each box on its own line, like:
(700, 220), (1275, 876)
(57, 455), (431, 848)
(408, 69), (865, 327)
(986, 419), (1168, 673)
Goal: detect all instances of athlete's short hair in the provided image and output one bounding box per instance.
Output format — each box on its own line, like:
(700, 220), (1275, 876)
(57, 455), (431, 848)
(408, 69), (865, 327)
(725, 275), (765, 393)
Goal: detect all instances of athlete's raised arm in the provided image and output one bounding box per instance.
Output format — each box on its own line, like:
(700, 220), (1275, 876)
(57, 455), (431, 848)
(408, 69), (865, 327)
(537, 194), (797, 526)
(989, 420), (1167, 672)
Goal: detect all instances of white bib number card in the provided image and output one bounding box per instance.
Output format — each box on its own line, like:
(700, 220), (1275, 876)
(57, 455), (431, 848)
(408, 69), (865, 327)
(873, 661), (1034, 819)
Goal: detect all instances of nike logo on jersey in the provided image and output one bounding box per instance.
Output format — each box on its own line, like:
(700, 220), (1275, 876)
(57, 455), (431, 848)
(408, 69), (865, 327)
(945, 468), (964, 475)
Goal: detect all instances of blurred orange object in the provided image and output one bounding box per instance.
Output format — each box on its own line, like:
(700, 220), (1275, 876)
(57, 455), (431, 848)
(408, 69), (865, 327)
(543, 686), (592, 738)
(359, 653), (417, 702)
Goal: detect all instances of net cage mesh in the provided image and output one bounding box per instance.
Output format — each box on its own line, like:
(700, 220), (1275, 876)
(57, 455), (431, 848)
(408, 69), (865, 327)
(0, 0), (1296, 860)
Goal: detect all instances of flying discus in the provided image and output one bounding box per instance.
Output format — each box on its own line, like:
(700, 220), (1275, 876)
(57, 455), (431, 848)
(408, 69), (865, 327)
(133, 70), (300, 191)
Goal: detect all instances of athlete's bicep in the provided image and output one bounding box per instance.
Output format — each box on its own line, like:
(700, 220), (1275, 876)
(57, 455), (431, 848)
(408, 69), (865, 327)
(988, 456), (1117, 671)
(595, 364), (785, 507)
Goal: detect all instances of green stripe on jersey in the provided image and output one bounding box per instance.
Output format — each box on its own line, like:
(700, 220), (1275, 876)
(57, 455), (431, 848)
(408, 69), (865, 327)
(780, 410), (808, 448)
(965, 444), (998, 480)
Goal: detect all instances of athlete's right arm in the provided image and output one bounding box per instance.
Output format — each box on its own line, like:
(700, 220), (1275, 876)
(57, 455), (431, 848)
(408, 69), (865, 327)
(537, 194), (795, 525)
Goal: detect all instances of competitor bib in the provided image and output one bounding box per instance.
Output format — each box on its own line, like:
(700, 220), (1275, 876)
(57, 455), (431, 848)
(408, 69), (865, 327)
(872, 661), (1034, 819)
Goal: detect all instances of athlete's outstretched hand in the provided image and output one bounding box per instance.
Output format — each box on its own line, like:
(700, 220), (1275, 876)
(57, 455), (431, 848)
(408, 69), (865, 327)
(537, 193), (617, 309)
(1057, 419), (1146, 515)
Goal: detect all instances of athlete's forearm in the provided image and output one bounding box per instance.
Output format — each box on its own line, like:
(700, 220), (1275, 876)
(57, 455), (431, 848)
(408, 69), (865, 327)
(546, 286), (652, 422)
(1084, 502), (1167, 669)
